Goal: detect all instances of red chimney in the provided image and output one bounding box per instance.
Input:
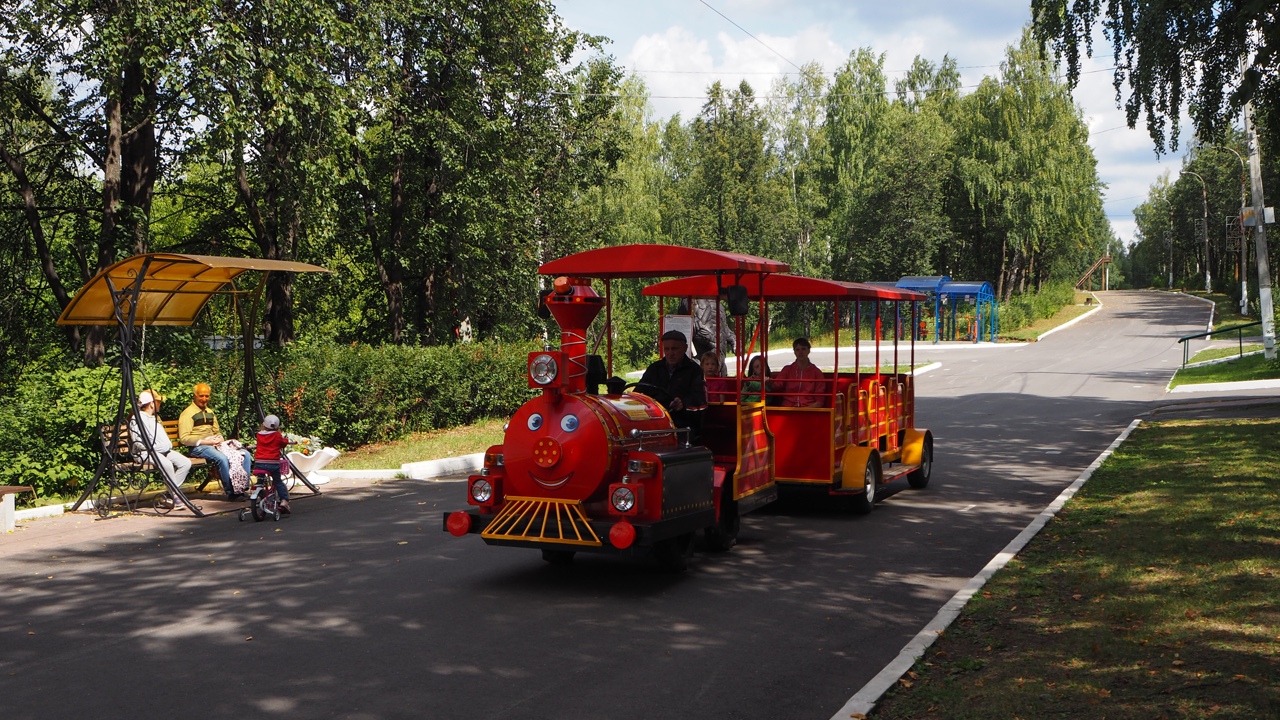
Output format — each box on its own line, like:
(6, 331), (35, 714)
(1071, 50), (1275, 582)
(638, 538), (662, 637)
(546, 276), (603, 395)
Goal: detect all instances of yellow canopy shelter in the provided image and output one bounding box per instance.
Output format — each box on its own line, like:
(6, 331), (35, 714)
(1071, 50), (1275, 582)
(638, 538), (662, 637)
(62, 254), (330, 517)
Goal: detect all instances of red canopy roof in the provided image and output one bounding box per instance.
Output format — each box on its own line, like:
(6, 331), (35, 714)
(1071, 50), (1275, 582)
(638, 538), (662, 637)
(644, 274), (926, 302)
(539, 244), (789, 279)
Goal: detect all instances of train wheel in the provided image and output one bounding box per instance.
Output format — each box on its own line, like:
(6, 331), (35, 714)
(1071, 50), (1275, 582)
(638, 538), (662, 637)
(850, 458), (878, 515)
(654, 532), (695, 573)
(541, 549), (576, 566)
(907, 434), (933, 489)
(704, 486), (739, 552)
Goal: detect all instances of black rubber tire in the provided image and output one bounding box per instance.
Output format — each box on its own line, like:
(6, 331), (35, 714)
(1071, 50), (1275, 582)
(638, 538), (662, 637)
(653, 532), (695, 572)
(541, 549), (576, 566)
(704, 485), (739, 552)
(849, 457), (878, 515)
(907, 435), (933, 489)
(251, 499), (265, 522)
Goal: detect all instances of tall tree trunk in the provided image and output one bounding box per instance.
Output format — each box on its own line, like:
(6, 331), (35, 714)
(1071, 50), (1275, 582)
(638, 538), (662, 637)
(119, 59), (157, 255)
(85, 93), (126, 366)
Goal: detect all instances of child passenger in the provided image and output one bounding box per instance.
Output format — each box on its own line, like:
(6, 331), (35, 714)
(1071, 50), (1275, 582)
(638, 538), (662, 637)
(252, 414), (292, 515)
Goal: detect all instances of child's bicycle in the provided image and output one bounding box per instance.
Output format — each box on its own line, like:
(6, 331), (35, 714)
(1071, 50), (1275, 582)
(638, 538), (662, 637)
(238, 462), (289, 522)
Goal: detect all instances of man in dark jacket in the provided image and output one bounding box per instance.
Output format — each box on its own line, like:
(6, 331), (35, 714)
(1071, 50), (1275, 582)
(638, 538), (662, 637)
(638, 330), (706, 436)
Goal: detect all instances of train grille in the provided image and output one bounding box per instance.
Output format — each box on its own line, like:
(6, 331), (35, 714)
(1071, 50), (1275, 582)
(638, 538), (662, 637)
(481, 496), (603, 547)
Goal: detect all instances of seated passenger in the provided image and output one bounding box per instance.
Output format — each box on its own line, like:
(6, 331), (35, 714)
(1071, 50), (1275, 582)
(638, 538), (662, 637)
(774, 337), (826, 407)
(741, 355), (771, 403)
(701, 351), (733, 401)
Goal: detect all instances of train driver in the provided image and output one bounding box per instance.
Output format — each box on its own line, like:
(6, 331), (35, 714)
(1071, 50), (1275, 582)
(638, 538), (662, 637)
(639, 330), (707, 432)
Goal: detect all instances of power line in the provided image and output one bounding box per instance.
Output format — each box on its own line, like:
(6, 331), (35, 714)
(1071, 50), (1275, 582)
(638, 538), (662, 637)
(697, 0), (804, 73)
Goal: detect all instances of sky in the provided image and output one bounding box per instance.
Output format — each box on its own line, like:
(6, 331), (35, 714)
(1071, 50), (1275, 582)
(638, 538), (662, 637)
(552, 0), (1191, 249)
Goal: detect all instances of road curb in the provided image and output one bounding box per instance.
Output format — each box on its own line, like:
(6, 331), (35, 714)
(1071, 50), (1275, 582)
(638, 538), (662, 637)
(1036, 295), (1103, 341)
(12, 454), (485, 526)
(830, 418), (1143, 720)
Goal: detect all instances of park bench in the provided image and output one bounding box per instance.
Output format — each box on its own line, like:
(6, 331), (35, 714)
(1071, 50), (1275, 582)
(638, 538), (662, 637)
(93, 420), (224, 515)
(1, 485), (34, 532)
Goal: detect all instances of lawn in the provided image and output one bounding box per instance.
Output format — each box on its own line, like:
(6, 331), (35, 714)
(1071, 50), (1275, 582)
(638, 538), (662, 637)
(870, 418), (1280, 719)
(1170, 352), (1280, 388)
(326, 418), (506, 470)
(1187, 343), (1263, 364)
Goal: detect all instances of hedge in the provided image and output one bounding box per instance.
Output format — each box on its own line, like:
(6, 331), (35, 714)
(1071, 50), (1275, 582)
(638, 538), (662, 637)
(0, 340), (539, 506)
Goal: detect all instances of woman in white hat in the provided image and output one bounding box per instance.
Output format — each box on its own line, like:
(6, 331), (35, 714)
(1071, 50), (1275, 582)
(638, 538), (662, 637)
(128, 389), (192, 500)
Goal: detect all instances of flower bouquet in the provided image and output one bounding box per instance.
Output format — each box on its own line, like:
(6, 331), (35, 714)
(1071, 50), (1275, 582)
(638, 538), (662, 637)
(286, 432), (324, 456)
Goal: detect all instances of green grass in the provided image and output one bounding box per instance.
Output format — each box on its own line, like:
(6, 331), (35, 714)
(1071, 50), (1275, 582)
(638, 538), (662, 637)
(1170, 352), (1280, 388)
(1185, 290), (1253, 331)
(1000, 299), (1095, 342)
(1188, 343), (1264, 363)
(871, 418), (1280, 719)
(326, 418), (506, 470)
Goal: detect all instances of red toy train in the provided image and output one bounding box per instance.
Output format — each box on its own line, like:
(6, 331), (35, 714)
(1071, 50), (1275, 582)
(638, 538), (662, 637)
(443, 245), (932, 570)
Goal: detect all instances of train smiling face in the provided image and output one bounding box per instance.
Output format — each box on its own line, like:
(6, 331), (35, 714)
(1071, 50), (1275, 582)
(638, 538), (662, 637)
(503, 393), (612, 501)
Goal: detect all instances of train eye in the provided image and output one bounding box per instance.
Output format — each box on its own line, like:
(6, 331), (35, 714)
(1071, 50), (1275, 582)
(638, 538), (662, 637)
(527, 414), (544, 431)
(560, 415), (579, 432)
(530, 353), (558, 385)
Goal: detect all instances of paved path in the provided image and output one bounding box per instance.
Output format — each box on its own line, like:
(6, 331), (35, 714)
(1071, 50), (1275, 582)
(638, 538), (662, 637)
(1, 290), (1263, 720)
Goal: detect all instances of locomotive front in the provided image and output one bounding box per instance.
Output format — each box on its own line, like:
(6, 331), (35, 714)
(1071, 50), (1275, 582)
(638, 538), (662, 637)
(444, 276), (715, 566)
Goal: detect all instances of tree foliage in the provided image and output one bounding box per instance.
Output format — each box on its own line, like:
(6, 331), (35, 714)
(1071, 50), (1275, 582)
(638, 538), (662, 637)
(1031, 1), (1280, 151)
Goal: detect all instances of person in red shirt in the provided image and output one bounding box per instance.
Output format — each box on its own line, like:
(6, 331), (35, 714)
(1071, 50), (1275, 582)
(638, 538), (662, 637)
(774, 337), (826, 407)
(252, 414), (292, 514)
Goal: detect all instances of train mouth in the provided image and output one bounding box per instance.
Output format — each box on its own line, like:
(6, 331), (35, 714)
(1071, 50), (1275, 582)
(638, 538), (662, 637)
(532, 472), (573, 489)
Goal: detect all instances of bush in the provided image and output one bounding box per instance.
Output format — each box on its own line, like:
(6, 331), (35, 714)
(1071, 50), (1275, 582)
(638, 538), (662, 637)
(257, 340), (539, 448)
(997, 282), (1076, 333)
(0, 340), (539, 507)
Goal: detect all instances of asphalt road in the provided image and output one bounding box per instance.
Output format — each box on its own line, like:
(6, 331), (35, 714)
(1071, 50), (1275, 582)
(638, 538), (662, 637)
(0, 291), (1233, 720)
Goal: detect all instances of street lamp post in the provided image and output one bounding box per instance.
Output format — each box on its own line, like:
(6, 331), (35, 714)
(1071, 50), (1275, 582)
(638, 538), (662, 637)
(1210, 145), (1249, 313)
(1181, 170), (1210, 292)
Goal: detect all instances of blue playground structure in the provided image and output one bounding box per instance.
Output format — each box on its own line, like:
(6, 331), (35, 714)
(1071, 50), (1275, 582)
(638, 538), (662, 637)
(895, 276), (998, 343)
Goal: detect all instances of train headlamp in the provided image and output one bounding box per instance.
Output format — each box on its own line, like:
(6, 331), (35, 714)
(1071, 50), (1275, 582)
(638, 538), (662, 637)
(529, 353), (558, 385)
(610, 486), (636, 513)
(470, 478), (493, 503)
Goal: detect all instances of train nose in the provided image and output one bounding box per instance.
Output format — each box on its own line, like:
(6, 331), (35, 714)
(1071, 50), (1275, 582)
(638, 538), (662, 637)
(532, 437), (563, 468)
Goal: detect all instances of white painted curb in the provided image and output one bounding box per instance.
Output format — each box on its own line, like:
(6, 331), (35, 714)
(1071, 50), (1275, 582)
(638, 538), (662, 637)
(402, 452), (484, 480)
(1036, 294), (1103, 341)
(830, 418), (1143, 720)
(14, 502), (71, 524)
(1172, 291), (1216, 333)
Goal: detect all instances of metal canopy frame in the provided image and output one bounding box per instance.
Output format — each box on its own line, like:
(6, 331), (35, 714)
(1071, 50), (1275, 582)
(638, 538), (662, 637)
(645, 273), (926, 405)
(894, 276), (999, 343)
(59, 254), (330, 517)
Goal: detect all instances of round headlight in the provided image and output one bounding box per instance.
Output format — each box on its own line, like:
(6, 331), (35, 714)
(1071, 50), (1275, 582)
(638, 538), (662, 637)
(470, 478), (493, 503)
(611, 486), (636, 513)
(530, 353), (558, 385)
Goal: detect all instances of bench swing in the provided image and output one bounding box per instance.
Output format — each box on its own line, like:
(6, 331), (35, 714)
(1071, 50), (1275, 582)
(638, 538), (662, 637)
(57, 253), (329, 518)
